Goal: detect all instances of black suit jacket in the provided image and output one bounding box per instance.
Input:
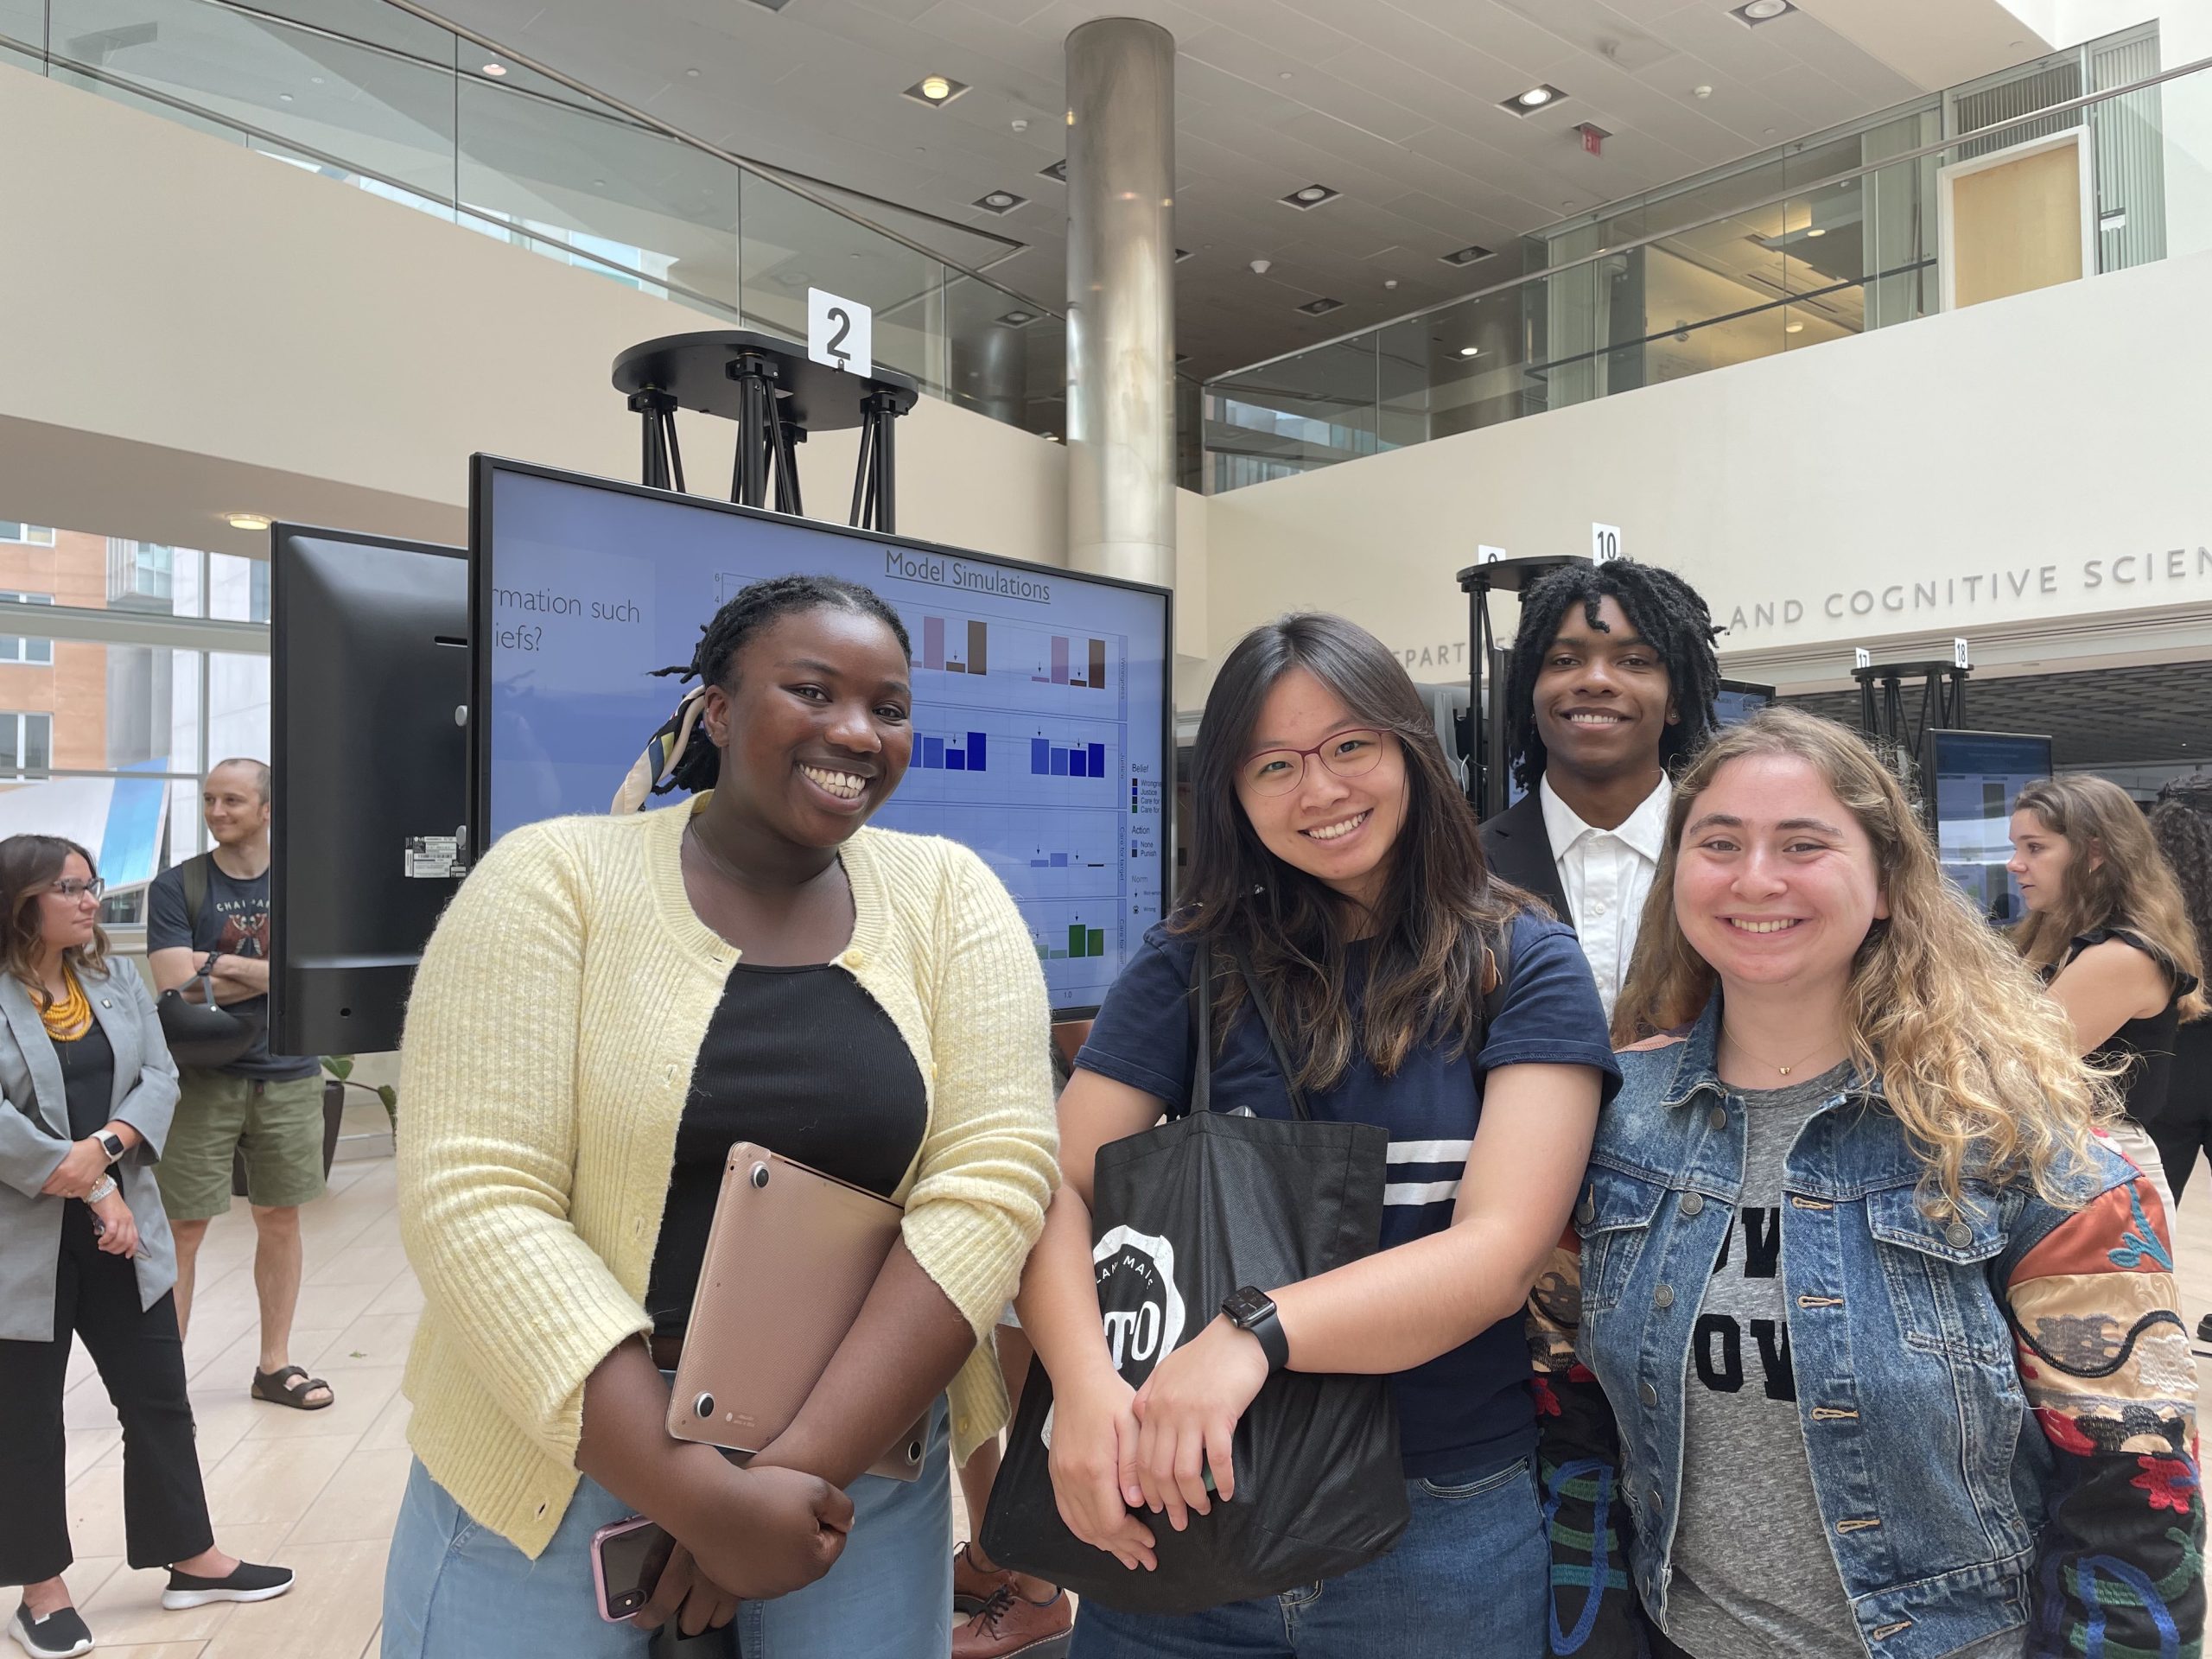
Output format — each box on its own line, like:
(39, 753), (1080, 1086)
(1478, 789), (1573, 927)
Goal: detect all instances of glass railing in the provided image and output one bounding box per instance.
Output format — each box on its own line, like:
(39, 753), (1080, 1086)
(1202, 35), (2212, 493)
(0, 0), (1077, 445)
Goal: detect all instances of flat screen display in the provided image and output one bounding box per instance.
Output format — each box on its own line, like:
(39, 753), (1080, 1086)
(1714, 681), (1774, 727)
(472, 459), (1171, 1015)
(1919, 729), (2053, 925)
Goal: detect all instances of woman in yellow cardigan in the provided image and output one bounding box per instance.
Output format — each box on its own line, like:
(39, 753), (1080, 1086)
(381, 575), (1059, 1659)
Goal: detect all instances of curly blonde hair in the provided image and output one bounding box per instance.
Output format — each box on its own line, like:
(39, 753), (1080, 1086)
(2012, 774), (2209, 1022)
(1614, 708), (2109, 1211)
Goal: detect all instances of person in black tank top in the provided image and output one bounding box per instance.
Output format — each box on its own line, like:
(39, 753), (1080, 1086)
(2009, 776), (2208, 1210)
(2149, 783), (2212, 1201)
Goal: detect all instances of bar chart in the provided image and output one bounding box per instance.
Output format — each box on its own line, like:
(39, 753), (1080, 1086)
(904, 605), (1122, 708)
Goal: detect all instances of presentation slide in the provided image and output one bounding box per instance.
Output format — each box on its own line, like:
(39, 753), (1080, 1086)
(475, 461), (1170, 1012)
(1923, 730), (2051, 925)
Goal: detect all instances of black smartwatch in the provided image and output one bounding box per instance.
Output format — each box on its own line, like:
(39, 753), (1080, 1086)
(94, 1129), (126, 1164)
(1220, 1285), (1288, 1374)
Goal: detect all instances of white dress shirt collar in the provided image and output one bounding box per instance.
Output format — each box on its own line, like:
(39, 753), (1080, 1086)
(1538, 772), (1672, 864)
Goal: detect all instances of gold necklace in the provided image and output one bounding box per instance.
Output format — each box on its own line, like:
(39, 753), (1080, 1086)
(1721, 1025), (1840, 1078)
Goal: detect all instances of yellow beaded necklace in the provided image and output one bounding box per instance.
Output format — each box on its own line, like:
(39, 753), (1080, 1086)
(40, 966), (92, 1042)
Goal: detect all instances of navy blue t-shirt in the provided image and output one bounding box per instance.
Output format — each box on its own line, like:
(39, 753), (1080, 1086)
(1076, 909), (1618, 1482)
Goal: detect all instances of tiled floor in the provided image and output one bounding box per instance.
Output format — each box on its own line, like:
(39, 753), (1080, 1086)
(34, 1143), (2212, 1659)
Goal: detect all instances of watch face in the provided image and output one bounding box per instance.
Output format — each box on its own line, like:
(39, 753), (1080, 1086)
(1223, 1287), (1271, 1325)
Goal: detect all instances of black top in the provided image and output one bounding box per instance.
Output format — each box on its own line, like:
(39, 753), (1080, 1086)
(54, 1021), (116, 1141)
(145, 857), (316, 1081)
(2055, 927), (2200, 1128)
(645, 963), (929, 1338)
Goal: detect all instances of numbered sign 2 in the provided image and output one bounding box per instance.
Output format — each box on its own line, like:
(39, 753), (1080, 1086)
(1592, 523), (1623, 564)
(808, 288), (874, 378)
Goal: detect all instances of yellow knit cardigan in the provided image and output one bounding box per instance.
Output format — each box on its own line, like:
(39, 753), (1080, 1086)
(394, 797), (1059, 1557)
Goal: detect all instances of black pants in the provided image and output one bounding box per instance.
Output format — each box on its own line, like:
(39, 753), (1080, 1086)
(2151, 1023), (2212, 1205)
(0, 1202), (214, 1584)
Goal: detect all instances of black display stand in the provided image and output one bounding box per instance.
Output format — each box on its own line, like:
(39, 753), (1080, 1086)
(611, 331), (920, 532)
(1854, 658), (1968, 751)
(1457, 554), (1589, 819)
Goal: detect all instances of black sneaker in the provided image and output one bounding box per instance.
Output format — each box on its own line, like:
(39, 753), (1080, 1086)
(159, 1560), (295, 1611)
(10, 1604), (92, 1659)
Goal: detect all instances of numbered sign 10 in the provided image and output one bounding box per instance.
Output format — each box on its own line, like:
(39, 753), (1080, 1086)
(1592, 523), (1623, 564)
(808, 288), (874, 378)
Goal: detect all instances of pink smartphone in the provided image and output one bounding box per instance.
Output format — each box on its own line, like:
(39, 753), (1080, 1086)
(589, 1515), (676, 1623)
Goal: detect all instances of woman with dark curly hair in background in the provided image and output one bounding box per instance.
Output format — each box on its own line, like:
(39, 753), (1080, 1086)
(2147, 778), (2212, 1204)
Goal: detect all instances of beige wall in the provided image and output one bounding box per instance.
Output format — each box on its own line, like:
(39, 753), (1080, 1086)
(1202, 242), (2212, 701)
(0, 63), (1078, 573)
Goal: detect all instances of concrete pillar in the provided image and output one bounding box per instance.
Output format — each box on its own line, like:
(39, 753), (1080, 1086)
(1065, 17), (1176, 589)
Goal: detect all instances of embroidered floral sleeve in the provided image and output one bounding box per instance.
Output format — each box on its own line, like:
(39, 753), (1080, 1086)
(1531, 1223), (1654, 1657)
(2005, 1175), (2204, 1657)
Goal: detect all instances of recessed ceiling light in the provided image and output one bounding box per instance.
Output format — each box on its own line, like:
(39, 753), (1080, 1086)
(279, 92), (294, 101)
(998, 309), (1037, 326)
(1281, 184), (1339, 209)
(974, 191), (1027, 213)
(1039, 159), (1067, 182)
(1503, 85), (1565, 115)
(1441, 244), (1494, 266)
(1297, 297), (1344, 315)
(1459, 346), (1480, 357)
(684, 67), (700, 77)
(1732, 0), (1793, 22)
(1806, 226), (1826, 237)
(481, 62), (506, 76)
(1784, 321), (1804, 334)
(904, 74), (969, 106)
(226, 512), (273, 532)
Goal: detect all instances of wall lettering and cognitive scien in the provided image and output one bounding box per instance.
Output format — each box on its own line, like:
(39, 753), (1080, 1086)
(1385, 546), (2212, 675)
(1719, 546), (2212, 639)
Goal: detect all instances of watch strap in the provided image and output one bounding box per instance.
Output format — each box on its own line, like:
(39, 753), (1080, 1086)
(1225, 1292), (1289, 1372)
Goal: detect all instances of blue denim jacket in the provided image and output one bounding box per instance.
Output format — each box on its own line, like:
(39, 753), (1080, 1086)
(1559, 998), (2201, 1659)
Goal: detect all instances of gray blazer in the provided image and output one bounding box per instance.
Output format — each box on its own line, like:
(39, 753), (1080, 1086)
(0, 963), (180, 1340)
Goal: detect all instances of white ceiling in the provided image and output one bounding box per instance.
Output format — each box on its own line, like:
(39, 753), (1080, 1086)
(421, 0), (2054, 377)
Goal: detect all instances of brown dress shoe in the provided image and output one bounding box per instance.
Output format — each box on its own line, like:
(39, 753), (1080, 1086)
(952, 1541), (1015, 1615)
(953, 1585), (1073, 1659)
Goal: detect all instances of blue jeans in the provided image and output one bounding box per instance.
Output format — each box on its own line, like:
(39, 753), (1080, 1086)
(381, 1400), (952, 1659)
(1071, 1454), (1547, 1659)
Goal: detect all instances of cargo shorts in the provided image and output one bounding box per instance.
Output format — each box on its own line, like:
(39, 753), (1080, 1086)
(155, 1071), (327, 1221)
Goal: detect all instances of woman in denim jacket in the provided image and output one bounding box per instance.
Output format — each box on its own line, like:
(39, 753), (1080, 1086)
(1535, 709), (2202, 1659)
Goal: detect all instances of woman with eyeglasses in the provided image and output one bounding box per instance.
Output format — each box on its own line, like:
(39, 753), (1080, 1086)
(1020, 613), (1618, 1657)
(0, 836), (292, 1659)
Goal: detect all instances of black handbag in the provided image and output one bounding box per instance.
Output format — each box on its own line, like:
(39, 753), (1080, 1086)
(980, 938), (1410, 1615)
(156, 961), (264, 1069)
(153, 855), (264, 1070)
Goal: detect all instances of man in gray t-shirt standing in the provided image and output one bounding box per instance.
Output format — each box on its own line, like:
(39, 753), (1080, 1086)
(1663, 1064), (2020, 1658)
(146, 760), (333, 1411)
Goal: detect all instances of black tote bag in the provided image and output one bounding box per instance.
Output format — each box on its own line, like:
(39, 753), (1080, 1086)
(980, 941), (1409, 1615)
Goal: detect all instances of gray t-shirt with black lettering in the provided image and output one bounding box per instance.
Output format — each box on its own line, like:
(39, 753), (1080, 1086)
(1664, 1064), (2018, 1659)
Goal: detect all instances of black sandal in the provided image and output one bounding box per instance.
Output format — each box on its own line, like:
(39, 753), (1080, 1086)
(251, 1363), (334, 1410)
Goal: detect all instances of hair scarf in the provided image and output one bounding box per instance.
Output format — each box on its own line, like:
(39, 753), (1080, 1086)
(611, 685), (709, 816)
(40, 964), (92, 1043)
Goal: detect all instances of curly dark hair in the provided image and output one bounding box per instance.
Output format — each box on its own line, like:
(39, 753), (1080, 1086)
(1503, 559), (1723, 792)
(652, 574), (911, 795)
(2152, 779), (2212, 982)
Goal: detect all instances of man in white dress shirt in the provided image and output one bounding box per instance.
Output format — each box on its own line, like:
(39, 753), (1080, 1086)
(1478, 560), (1722, 1022)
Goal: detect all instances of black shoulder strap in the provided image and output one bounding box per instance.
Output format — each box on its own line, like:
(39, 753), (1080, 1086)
(1228, 944), (1311, 1122)
(181, 852), (211, 934)
(1185, 940), (1311, 1121)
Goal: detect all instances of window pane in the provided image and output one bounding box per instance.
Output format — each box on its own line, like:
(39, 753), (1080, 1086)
(209, 553), (271, 623)
(210, 652), (270, 768)
(25, 714), (50, 772)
